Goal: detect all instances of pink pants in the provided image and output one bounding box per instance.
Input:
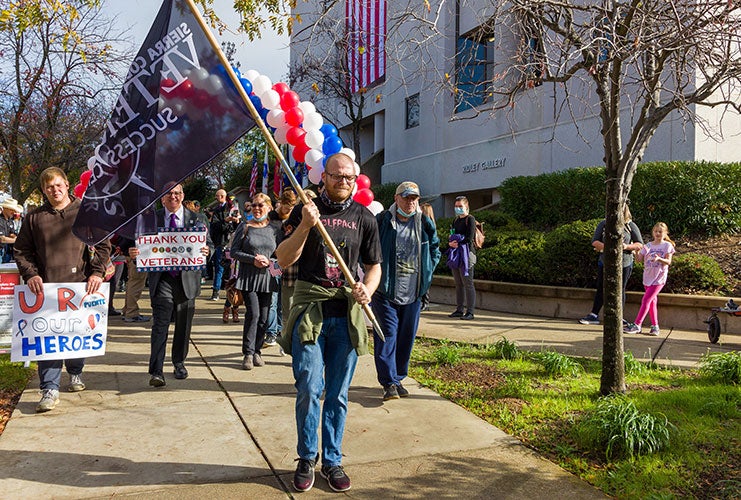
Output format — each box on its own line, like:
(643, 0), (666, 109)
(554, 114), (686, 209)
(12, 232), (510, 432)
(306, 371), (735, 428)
(635, 284), (664, 326)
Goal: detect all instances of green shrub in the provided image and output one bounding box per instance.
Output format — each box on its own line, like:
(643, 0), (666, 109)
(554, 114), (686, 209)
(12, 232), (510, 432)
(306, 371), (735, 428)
(488, 337), (520, 360)
(699, 351), (741, 384)
(624, 351), (647, 376)
(537, 350), (584, 377)
(576, 394), (672, 460)
(542, 219), (603, 287)
(373, 182), (398, 210)
(664, 253), (730, 295)
(476, 232), (545, 283)
(434, 341), (462, 366)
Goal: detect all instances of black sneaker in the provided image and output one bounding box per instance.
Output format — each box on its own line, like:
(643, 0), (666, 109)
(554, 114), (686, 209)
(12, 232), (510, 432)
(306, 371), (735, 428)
(383, 384), (400, 401)
(448, 310), (464, 318)
(320, 464), (351, 492)
(396, 383), (409, 397)
(293, 457), (316, 492)
(461, 311), (474, 320)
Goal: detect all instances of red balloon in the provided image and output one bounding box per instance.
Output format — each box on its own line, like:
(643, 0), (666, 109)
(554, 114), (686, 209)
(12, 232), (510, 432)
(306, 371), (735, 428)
(280, 91), (300, 111)
(286, 126), (307, 147)
(272, 82), (290, 96)
(292, 143), (311, 163)
(284, 106), (305, 127)
(356, 174), (371, 190)
(80, 169), (93, 188)
(353, 188), (374, 207)
(160, 78), (177, 97)
(193, 88), (212, 109)
(176, 79), (195, 99)
(73, 183), (85, 198)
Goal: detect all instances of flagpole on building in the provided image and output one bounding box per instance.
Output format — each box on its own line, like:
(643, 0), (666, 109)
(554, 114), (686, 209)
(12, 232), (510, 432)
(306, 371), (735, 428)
(184, 0), (385, 341)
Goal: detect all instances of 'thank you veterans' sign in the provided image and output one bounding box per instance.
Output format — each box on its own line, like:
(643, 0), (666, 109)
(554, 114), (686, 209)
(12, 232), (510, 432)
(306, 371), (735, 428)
(11, 283), (110, 362)
(135, 228), (208, 272)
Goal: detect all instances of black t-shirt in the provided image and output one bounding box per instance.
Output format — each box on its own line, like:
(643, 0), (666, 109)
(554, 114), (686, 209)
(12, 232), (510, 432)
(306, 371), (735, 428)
(283, 197), (382, 287)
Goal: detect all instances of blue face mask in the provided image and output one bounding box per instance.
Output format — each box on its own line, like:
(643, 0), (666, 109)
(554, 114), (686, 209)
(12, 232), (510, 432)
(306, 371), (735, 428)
(253, 214), (268, 222)
(397, 206), (416, 218)
(454, 207), (466, 216)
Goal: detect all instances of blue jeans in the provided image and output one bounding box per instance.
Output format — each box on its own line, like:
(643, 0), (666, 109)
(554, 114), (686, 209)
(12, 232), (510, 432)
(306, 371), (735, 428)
(212, 246), (226, 291)
(370, 295), (421, 387)
(291, 315), (358, 467)
(38, 358), (85, 391)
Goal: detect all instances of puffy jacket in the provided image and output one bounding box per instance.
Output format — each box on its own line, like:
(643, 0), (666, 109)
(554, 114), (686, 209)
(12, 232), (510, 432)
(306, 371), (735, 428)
(375, 205), (440, 301)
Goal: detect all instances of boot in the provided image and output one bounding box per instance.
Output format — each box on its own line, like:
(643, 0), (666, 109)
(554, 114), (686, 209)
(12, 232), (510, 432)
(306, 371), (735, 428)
(232, 307), (240, 323)
(222, 306), (230, 324)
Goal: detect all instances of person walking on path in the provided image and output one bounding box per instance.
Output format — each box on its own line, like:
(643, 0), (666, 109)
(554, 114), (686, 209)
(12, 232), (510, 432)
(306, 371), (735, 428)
(208, 189), (239, 301)
(372, 182), (440, 401)
(128, 184), (212, 387)
(276, 152), (381, 493)
(624, 222), (675, 336)
(14, 167), (111, 412)
(579, 206), (643, 327)
(230, 193), (282, 370)
(448, 195), (477, 320)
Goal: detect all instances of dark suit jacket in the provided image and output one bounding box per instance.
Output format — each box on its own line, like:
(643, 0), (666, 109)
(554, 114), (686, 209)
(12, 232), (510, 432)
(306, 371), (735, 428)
(148, 208), (213, 300)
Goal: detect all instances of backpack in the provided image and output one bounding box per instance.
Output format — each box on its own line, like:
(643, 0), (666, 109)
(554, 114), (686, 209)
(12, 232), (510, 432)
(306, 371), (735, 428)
(473, 221), (485, 250)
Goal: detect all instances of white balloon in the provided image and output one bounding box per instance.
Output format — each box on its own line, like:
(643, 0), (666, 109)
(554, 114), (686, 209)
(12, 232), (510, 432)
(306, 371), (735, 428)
(266, 109), (286, 128)
(190, 67), (210, 84)
(205, 74), (224, 94)
(252, 75), (272, 96)
(305, 129), (325, 150)
(243, 69), (260, 82)
(351, 183), (358, 196)
(302, 111), (324, 131)
(340, 147), (356, 162)
(353, 161), (361, 176)
(368, 200), (384, 215)
(305, 148), (325, 169)
(298, 101), (316, 115)
(87, 156), (96, 170)
(274, 126), (289, 144)
(261, 89), (281, 109)
(308, 165), (323, 184)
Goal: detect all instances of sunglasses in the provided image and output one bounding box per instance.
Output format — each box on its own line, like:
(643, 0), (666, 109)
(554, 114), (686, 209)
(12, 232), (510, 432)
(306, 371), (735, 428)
(252, 203), (266, 208)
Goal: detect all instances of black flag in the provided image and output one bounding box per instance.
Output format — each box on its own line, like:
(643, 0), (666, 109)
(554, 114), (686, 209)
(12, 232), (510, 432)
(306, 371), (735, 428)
(73, 0), (254, 245)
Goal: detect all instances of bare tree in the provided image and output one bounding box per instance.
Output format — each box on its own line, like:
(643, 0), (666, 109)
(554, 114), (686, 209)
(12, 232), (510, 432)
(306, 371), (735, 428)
(415, 0), (741, 393)
(0, 1), (130, 203)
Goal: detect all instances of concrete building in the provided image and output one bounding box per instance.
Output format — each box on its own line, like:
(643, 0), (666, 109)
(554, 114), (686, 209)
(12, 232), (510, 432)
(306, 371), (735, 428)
(290, 1), (741, 217)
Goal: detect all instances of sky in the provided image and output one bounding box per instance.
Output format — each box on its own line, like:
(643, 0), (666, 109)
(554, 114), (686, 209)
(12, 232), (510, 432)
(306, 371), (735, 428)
(106, 0), (290, 82)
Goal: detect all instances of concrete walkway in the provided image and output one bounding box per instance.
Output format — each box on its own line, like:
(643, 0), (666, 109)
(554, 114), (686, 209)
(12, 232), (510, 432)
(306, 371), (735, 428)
(1, 292), (737, 499)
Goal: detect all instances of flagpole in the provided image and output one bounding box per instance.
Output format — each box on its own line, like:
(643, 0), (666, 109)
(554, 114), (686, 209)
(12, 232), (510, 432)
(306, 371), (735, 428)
(184, 0), (385, 341)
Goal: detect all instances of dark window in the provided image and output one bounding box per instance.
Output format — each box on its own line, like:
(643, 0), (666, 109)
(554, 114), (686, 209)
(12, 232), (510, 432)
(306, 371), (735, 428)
(455, 27), (495, 113)
(406, 93), (420, 128)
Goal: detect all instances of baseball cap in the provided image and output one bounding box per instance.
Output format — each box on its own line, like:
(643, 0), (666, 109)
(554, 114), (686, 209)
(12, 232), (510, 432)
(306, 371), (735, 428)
(395, 181), (420, 197)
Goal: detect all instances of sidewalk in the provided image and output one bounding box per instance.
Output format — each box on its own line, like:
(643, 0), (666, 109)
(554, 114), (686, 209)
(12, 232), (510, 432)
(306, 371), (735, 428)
(1, 293), (736, 499)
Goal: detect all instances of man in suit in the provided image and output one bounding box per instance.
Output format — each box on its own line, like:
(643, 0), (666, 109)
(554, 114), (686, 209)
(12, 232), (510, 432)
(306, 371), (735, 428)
(129, 184), (212, 387)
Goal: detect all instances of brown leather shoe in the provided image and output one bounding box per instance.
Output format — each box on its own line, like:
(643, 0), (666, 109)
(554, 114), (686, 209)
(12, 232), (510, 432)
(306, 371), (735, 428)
(232, 307), (240, 323)
(222, 307), (230, 324)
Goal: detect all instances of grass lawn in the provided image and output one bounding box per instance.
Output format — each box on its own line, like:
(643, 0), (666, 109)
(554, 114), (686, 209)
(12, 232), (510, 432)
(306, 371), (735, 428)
(0, 353), (34, 434)
(409, 338), (740, 499)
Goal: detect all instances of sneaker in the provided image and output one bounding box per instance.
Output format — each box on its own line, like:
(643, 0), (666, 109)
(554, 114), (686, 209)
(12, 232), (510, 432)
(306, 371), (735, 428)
(320, 464), (351, 492)
(648, 325), (661, 336)
(242, 354), (253, 370)
(149, 374), (166, 387)
(210, 291), (220, 301)
(448, 310), (464, 318)
(123, 314), (150, 323)
(624, 322), (641, 334)
(383, 384), (400, 401)
(461, 311), (474, 320)
(396, 383), (410, 398)
(253, 353), (265, 367)
(262, 334), (278, 347)
(293, 457), (316, 492)
(68, 374), (86, 392)
(36, 389), (60, 413)
(579, 313), (600, 325)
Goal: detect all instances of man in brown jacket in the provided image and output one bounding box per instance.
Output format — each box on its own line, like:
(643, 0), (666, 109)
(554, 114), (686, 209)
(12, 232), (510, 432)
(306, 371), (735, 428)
(14, 167), (111, 413)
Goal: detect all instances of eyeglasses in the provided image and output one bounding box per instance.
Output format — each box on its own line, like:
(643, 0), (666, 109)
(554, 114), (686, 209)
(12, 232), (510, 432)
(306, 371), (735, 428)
(166, 191), (184, 197)
(252, 203), (266, 208)
(325, 173), (358, 184)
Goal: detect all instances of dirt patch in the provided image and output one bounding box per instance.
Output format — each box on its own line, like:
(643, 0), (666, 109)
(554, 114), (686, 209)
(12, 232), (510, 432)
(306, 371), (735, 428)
(434, 361), (507, 390)
(0, 388), (23, 435)
(676, 234), (741, 296)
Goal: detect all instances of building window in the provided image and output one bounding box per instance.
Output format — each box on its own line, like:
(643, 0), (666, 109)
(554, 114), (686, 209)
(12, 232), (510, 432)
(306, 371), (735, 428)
(455, 25), (495, 113)
(406, 93), (420, 128)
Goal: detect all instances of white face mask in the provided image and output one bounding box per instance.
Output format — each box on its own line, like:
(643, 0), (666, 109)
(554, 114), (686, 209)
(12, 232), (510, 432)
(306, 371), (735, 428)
(454, 206), (466, 216)
(253, 214), (268, 222)
(397, 206), (417, 218)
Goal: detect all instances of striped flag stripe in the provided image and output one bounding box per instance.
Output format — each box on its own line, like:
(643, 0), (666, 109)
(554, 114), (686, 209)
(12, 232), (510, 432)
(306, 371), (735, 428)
(347, 0), (386, 93)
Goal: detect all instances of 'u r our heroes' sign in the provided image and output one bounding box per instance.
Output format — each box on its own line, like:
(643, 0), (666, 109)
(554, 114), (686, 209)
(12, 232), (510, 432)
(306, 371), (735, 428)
(11, 283), (110, 362)
(135, 228), (207, 272)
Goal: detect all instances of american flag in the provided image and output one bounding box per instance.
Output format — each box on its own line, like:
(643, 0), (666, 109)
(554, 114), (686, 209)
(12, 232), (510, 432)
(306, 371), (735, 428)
(249, 148), (258, 197)
(346, 0), (386, 93)
(273, 157), (282, 196)
(262, 143), (269, 194)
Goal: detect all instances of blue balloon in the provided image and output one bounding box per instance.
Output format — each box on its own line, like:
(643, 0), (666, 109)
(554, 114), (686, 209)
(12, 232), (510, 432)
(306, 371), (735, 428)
(322, 136), (343, 156)
(250, 94), (263, 111)
(213, 64), (227, 77)
(320, 123), (338, 138)
(259, 107), (269, 121)
(239, 78), (252, 95)
(231, 66), (241, 79)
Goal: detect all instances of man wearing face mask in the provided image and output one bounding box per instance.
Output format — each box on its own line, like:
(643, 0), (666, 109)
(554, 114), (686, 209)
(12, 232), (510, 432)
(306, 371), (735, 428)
(371, 182), (440, 401)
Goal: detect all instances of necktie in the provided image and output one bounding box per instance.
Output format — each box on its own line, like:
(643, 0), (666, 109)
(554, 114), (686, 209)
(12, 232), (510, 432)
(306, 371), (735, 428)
(168, 213), (179, 277)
